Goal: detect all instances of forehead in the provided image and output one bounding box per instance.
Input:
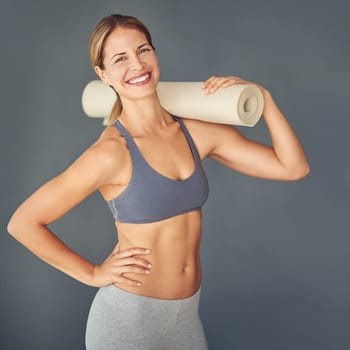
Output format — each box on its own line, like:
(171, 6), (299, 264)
(103, 27), (148, 57)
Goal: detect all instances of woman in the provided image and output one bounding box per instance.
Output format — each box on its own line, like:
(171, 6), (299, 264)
(7, 14), (309, 350)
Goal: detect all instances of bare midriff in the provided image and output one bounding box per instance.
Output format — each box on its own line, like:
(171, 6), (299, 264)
(112, 210), (203, 300)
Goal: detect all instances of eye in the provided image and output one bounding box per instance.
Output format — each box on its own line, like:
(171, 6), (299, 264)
(115, 56), (127, 63)
(138, 47), (151, 54)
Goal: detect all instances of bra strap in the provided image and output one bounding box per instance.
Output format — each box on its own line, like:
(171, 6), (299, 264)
(171, 115), (201, 164)
(112, 120), (144, 164)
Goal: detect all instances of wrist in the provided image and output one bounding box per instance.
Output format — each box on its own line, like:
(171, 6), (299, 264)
(79, 263), (98, 287)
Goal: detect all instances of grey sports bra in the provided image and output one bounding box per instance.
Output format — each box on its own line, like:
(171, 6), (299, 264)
(107, 115), (209, 223)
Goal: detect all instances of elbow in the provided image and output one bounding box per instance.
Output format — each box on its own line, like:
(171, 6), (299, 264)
(287, 163), (310, 181)
(304, 163), (311, 177)
(7, 215), (20, 237)
(8, 208), (44, 241)
(7, 212), (29, 239)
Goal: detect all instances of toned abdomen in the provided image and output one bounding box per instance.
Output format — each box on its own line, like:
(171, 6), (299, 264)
(112, 210), (203, 299)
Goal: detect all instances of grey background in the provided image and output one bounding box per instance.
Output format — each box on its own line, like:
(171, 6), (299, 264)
(1, 0), (349, 349)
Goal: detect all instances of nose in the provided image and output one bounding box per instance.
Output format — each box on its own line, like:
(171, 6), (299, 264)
(129, 53), (144, 70)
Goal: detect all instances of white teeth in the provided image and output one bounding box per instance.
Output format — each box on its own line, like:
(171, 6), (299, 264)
(128, 73), (150, 84)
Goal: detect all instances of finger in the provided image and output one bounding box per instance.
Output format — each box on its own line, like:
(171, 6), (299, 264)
(113, 276), (143, 287)
(114, 256), (153, 269)
(225, 75), (242, 82)
(210, 77), (229, 91)
(202, 76), (218, 89)
(116, 247), (151, 259)
(203, 78), (221, 93)
(204, 75), (244, 87)
(232, 76), (251, 84)
(206, 77), (231, 94)
(216, 76), (246, 90)
(222, 78), (240, 87)
(118, 266), (151, 275)
(202, 76), (218, 85)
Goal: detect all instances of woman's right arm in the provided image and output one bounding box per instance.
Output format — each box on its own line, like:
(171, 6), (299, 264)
(7, 138), (152, 287)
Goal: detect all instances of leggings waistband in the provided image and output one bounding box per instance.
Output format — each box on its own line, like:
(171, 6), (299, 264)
(85, 284), (208, 349)
(103, 284), (201, 311)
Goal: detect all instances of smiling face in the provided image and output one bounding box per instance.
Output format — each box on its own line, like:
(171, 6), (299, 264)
(95, 26), (160, 102)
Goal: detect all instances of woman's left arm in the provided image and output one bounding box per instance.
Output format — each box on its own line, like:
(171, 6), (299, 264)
(200, 76), (310, 181)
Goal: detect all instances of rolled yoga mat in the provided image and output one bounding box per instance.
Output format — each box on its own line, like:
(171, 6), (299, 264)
(82, 80), (264, 127)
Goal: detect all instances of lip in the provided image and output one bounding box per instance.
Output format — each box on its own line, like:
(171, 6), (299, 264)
(126, 72), (152, 86)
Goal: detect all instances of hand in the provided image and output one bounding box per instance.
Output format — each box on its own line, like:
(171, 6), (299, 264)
(202, 75), (267, 95)
(90, 242), (153, 288)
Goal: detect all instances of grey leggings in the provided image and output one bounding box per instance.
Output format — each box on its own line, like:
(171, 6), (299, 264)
(85, 285), (208, 350)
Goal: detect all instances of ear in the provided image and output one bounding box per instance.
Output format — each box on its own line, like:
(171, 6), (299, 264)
(94, 66), (109, 85)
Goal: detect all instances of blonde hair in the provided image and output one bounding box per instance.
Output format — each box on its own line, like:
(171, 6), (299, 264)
(89, 14), (155, 125)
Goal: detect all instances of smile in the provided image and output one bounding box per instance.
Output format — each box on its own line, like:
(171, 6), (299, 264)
(127, 72), (151, 85)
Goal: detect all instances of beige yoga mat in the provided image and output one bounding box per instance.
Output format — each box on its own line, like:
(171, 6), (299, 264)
(82, 80), (264, 127)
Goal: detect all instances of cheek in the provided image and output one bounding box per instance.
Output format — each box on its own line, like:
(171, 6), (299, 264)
(109, 66), (128, 85)
(151, 54), (159, 67)
(148, 55), (160, 76)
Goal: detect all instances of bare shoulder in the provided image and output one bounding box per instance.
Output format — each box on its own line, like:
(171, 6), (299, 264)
(8, 125), (129, 226)
(94, 124), (127, 160)
(75, 124), (128, 182)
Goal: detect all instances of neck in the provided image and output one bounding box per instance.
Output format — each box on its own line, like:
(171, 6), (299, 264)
(118, 93), (173, 134)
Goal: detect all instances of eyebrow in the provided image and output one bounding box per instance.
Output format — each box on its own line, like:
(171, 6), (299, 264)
(111, 43), (150, 61)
